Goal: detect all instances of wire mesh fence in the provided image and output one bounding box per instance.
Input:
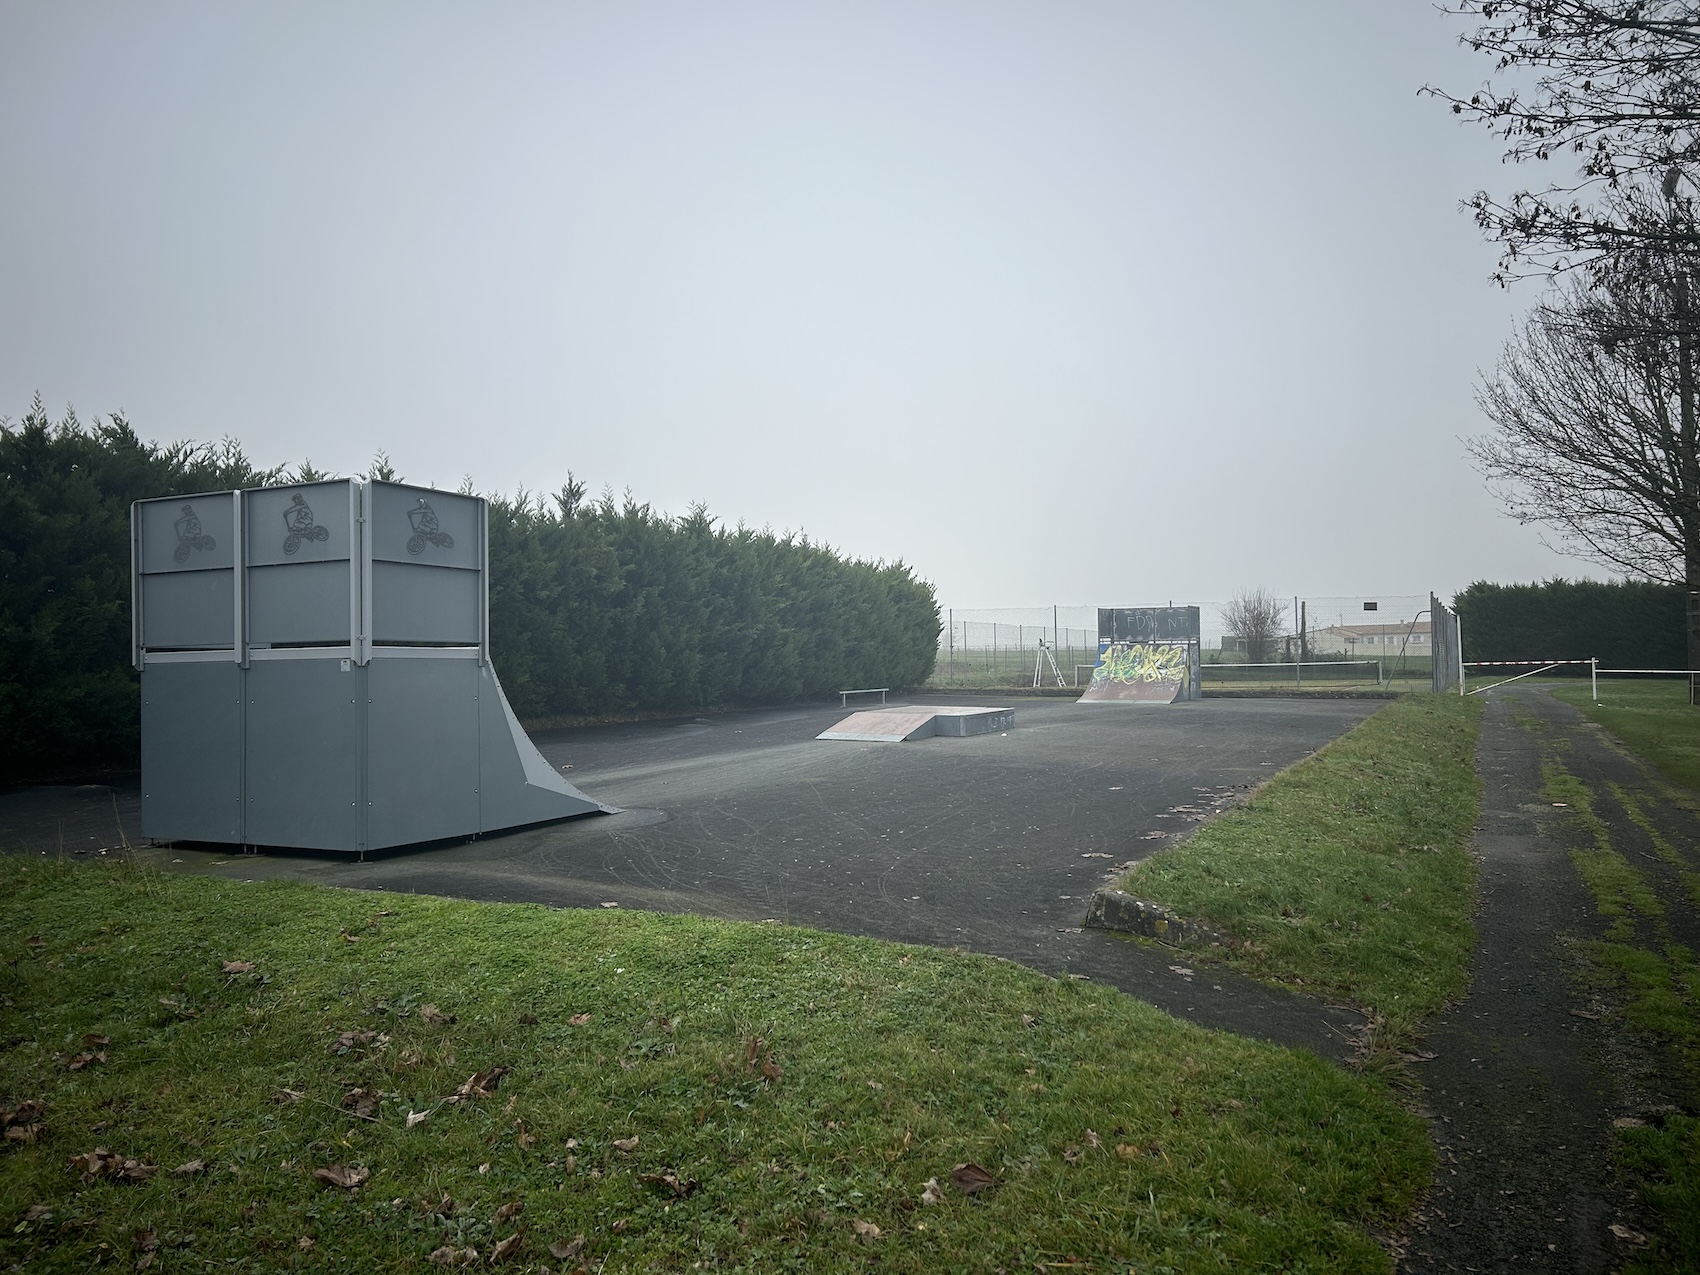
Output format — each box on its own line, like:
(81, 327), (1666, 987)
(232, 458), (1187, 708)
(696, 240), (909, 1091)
(931, 596), (1443, 690)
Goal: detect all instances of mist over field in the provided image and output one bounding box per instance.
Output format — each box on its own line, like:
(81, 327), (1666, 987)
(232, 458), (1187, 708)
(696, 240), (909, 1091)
(1, 2), (1584, 605)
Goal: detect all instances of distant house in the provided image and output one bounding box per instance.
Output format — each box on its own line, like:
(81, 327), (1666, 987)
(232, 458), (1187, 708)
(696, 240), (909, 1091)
(1309, 621), (1430, 656)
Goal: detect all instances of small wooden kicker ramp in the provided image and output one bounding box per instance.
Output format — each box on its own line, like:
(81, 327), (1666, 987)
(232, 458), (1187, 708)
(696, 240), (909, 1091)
(817, 705), (1014, 742)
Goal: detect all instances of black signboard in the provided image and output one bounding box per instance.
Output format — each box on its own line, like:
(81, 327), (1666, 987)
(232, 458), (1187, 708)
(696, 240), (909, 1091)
(1097, 606), (1200, 644)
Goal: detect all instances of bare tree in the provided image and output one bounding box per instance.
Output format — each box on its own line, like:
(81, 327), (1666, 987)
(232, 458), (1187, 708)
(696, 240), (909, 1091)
(1428, 2), (1700, 281)
(1471, 267), (1700, 668)
(1219, 588), (1287, 664)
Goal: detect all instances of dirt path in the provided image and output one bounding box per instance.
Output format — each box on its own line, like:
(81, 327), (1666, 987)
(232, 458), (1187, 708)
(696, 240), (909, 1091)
(1400, 688), (1698, 1272)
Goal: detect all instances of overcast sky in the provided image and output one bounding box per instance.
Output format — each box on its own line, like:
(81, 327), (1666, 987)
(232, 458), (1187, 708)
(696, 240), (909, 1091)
(1, 2), (1591, 608)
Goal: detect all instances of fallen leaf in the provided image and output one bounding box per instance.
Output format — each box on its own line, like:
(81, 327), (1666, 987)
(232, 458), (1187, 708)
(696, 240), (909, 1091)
(297, 1237), (315, 1251)
(920, 1177), (944, 1205)
(548, 1236), (586, 1261)
(25, 936), (45, 948)
(1084, 1129), (1102, 1149)
(342, 1088), (379, 1120)
(82, 1033), (112, 1047)
(421, 1004), (455, 1025)
(407, 1110), (430, 1129)
(1169, 966), (1194, 977)
(1609, 1223), (1647, 1245)
(478, 1162), (491, 1175)
(1114, 1144), (1138, 1160)
(332, 1029), (378, 1053)
(950, 1162), (997, 1194)
(1, 1100), (45, 1128)
(1062, 1147), (1084, 1165)
(427, 1246), (461, 1266)
(852, 1219), (882, 1242)
(312, 1164), (369, 1190)
(1020, 1014), (1035, 1028)
(221, 961), (254, 974)
(1613, 1116), (1647, 1129)
(447, 1067), (510, 1102)
(59, 1050), (106, 1071)
(639, 1170), (698, 1197)
(132, 1229), (158, 1252)
(568, 1013), (592, 1027)
(490, 1231), (523, 1263)
(761, 1056), (783, 1083)
(612, 1135), (639, 1153)
(599, 901), (619, 908)
(23, 1205), (51, 1223)
(172, 1159), (206, 1176)
(1401, 1050), (1439, 1063)
(1569, 1009), (1600, 1021)
(493, 1200), (525, 1223)
(338, 929), (360, 943)
(274, 1088), (305, 1104)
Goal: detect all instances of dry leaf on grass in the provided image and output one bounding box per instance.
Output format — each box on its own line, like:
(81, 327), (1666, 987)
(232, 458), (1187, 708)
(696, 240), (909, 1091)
(1084, 1129), (1102, 1149)
(1062, 1147), (1084, 1165)
(446, 1066), (510, 1103)
(1610, 1223), (1648, 1245)
(611, 1135), (639, 1154)
(494, 1200), (525, 1223)
(68, 1149), (155, 1183)
(1114, 1144), (1138, 1160)
(2, 1100), (45, 1144)
(548, 1236), (585, 1261)
(920, 1177), (944, 1206)
(297, 1237), (315, 1251)
(338, 929), (360, 944)
(172, 1159), (206, 1176)
(82, 1033), (111, 1047)
(22, 1205), (51, 1223)
(274, 1088), (305, 1104)
(25, 936), (45, 948)
(639, 1170), (698, 1198)
(428, 1245), (478, 1266)
(568, 1012), (592, 1026)
(221, 961), (254, 975)
(490, 1232), (523, 1263)
(406, 1110), (430, 1129)
(58, 1050), (106, 1071)
(852, 1219), (882, 1242)
(312, 1164), (369, 1190)
(342, 1088), (379, 1120)
(949, 1162), (997, 1194)
(421, 1004), (455, 1025)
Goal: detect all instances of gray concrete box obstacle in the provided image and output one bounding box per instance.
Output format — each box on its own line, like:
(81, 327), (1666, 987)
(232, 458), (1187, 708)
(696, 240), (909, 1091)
(816, 705), (1014, 742)
(132, 480), (614, 853)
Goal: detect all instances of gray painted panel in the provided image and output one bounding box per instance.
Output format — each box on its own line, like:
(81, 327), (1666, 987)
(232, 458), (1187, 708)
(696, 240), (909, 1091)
(478, 664), (610, 829)
(371, 561), (479, 644)
(245, 481), (353, 567)
(367, 481), (480, 570)
(140, 663), (242, 842)
(141, 570), (235, 649)
(366, 660), (479, 848)
(138, 492), (234, 574)
(243, 660), (360, 850)
(248, 561), (352, 646)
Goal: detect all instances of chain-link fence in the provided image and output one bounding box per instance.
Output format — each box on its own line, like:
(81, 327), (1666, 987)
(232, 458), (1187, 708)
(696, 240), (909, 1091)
(931, 595), (1446, 691)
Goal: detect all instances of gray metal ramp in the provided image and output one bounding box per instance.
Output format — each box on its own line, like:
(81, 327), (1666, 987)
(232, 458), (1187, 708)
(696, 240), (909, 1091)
(817, 705), (1014, 741)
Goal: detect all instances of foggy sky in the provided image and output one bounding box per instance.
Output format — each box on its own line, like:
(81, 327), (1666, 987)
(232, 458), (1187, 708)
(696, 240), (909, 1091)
(1, 2), (1589, 608)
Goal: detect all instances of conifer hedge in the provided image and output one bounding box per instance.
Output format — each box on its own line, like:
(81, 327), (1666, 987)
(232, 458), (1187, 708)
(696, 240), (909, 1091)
(1454, 578), (1685, 669)
(0, 401), (939, 777)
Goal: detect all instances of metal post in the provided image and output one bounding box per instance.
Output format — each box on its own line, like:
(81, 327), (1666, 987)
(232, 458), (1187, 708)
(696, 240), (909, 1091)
(1592, 657), (1598, 703)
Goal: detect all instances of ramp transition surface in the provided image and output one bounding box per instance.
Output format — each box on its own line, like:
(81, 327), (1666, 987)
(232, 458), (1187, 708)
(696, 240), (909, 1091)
(816, 704), (1014, 742)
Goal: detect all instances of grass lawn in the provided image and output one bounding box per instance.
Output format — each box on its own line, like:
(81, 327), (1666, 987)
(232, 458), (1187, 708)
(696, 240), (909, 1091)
(1113, 696), (1483, 1052)
(1550, 678), (1700, 793)
(0, 860), (1430, 1272)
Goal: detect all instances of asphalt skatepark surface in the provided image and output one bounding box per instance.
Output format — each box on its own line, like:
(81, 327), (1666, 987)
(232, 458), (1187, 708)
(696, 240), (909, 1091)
(0, 694), (1376, 1062)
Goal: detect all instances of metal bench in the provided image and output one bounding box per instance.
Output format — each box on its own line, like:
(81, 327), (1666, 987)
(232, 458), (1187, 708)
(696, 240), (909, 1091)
(838, 687), (889, 707)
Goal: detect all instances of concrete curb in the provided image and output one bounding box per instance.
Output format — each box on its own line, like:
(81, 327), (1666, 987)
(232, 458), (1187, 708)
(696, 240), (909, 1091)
(1082, 888), (1230, 947)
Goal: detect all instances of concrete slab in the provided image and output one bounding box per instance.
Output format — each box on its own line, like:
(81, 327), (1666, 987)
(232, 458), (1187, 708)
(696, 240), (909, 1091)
(816, 704), (1013, 742)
